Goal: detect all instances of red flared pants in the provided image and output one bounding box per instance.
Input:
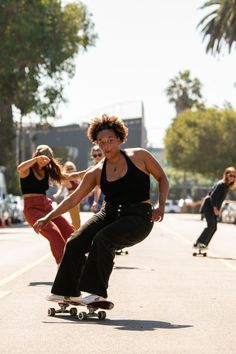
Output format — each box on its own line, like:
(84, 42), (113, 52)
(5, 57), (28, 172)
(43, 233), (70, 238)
(23, 195), (74, 264)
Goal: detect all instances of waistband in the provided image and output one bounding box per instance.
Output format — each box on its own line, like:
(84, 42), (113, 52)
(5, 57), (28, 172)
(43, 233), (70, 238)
(105, 201), (152, 210)
(23, 194), (47, 200)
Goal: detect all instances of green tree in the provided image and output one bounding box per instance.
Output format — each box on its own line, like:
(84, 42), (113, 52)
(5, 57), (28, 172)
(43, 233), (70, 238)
(0, 0), (96, 192)
(198, 0), (236, 54)
(164, 108), (236, 178)
(165, 70), (204, 116)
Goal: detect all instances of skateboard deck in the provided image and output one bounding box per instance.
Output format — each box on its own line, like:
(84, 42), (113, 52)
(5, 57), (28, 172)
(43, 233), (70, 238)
(192, 248), (207, 257)
(47, 299), (114, 320)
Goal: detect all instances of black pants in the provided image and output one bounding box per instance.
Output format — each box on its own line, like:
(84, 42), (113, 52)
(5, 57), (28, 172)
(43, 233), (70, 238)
(51, 202), (154, 298)
(196, 204), (217, 246)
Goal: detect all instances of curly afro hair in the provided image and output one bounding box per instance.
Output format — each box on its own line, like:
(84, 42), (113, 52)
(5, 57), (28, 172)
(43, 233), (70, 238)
(87, 114), (128, 143)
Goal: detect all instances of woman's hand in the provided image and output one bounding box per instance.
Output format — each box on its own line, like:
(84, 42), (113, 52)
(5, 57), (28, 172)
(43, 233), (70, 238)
(213, 206), (220, 216)
(151, 204), (165, 222)
(36, 155), (50, 168)
(62, 172), (70, 180)
(90, 201), (99, 213)
(33, 217), (49, 233)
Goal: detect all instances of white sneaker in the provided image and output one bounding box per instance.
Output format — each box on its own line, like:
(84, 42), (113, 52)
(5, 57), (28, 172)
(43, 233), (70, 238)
(46, 294), (82, 303)
(80, 294), (107, 305)
(65, 296), (82, 303)
(46, 294), (65, 302)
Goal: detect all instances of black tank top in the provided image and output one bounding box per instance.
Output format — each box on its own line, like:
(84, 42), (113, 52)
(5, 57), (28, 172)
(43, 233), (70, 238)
(20, 168), (49, 195)
(101, 150), (150, 205)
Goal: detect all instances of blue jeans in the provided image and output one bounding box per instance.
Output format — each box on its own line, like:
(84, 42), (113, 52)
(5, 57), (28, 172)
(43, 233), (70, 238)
(52, 202), (154, 298)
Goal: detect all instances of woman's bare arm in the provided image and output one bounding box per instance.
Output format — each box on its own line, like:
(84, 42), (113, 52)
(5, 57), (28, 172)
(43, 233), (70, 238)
(64, 168), (89, 181)
(33, 169), (98, 232)
(17, 156), (50, 177)
(141, 149), (169, 221)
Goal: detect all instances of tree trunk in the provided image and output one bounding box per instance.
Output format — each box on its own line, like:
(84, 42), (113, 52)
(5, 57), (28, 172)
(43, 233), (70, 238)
(181, 171), (188, 213)
(0, 100), (19, 193)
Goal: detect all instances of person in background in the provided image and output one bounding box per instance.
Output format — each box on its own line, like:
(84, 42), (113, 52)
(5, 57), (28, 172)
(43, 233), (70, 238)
(53, 161), (82, 230)
(33, 114), (169, 305)
(17, 145), (84, 265)
(193, 166), (236, 249)
(88, 145), (104, 212)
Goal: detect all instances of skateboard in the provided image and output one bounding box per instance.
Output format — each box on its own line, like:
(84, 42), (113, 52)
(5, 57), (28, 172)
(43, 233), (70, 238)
(47, 299), (114, 320)
(192, 248), (207, 257)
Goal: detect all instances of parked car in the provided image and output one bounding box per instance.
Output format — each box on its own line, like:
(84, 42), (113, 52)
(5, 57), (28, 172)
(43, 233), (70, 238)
(220, 201), (236, 224)
(165, 199), (181, 213)
(0, 198), (11, 226)
(6, 194), (25, 224)
(0, 166), (10, 226)
(218, 200), (230, 222)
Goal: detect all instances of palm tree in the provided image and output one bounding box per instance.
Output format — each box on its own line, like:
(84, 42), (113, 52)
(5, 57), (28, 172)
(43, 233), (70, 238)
(198, 0), (236, 54)
(165, 70), (204, 210)
(165, 70), (204, 116)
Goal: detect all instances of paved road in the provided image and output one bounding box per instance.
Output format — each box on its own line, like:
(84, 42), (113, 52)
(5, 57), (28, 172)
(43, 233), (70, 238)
(0, 213), (236, 354)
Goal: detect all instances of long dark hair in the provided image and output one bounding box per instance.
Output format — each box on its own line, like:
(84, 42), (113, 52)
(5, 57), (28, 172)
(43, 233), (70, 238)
(33, 145), (65, 183)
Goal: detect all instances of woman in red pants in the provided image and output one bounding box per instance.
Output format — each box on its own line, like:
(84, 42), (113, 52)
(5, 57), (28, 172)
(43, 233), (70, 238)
(18, 144), (78, 265)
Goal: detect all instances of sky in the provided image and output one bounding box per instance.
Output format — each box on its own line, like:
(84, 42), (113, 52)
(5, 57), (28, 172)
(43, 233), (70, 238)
(57, 0), (236, 147)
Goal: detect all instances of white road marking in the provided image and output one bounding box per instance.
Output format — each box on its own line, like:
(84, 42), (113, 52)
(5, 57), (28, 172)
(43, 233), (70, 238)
(0, 253), (51, 288)
(159, 225), (236, 271)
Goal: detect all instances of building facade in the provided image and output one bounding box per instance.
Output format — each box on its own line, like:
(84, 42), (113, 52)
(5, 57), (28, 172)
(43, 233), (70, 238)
(23, 116), (147, 170)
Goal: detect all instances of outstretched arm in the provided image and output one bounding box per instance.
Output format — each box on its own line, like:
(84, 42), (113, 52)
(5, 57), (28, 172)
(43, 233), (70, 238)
(142, 150), (169, 222)
(64, 168), (88, 181)
(17, 155), (50, 177)
(33, 169), (97, 232)
(53, 184), (65, 201)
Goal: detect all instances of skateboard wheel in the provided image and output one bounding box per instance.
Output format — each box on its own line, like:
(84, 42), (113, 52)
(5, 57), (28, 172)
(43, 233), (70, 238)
(193, 253), (197, 256)
(98, 311), (106, 320)
(203, 253), (207, 257)
(70, 307), (78, 316)
(48, 308), (56, 317)
(78, 311), (87, 320)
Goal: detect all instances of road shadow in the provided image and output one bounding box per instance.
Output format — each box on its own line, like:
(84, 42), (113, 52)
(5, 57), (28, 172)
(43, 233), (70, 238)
(28, 281), (53, 287)
(43, 317), (193, 331)
(114, 266), (140, 270)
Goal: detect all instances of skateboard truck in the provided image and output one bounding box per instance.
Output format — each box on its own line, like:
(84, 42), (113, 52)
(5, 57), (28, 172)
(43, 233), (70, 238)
(193, 248), (207, 257)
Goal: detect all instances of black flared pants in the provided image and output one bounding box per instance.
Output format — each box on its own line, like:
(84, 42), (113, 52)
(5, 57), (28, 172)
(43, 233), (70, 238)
(51, 202), (154, 298)
(196, 204), (217, 246)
